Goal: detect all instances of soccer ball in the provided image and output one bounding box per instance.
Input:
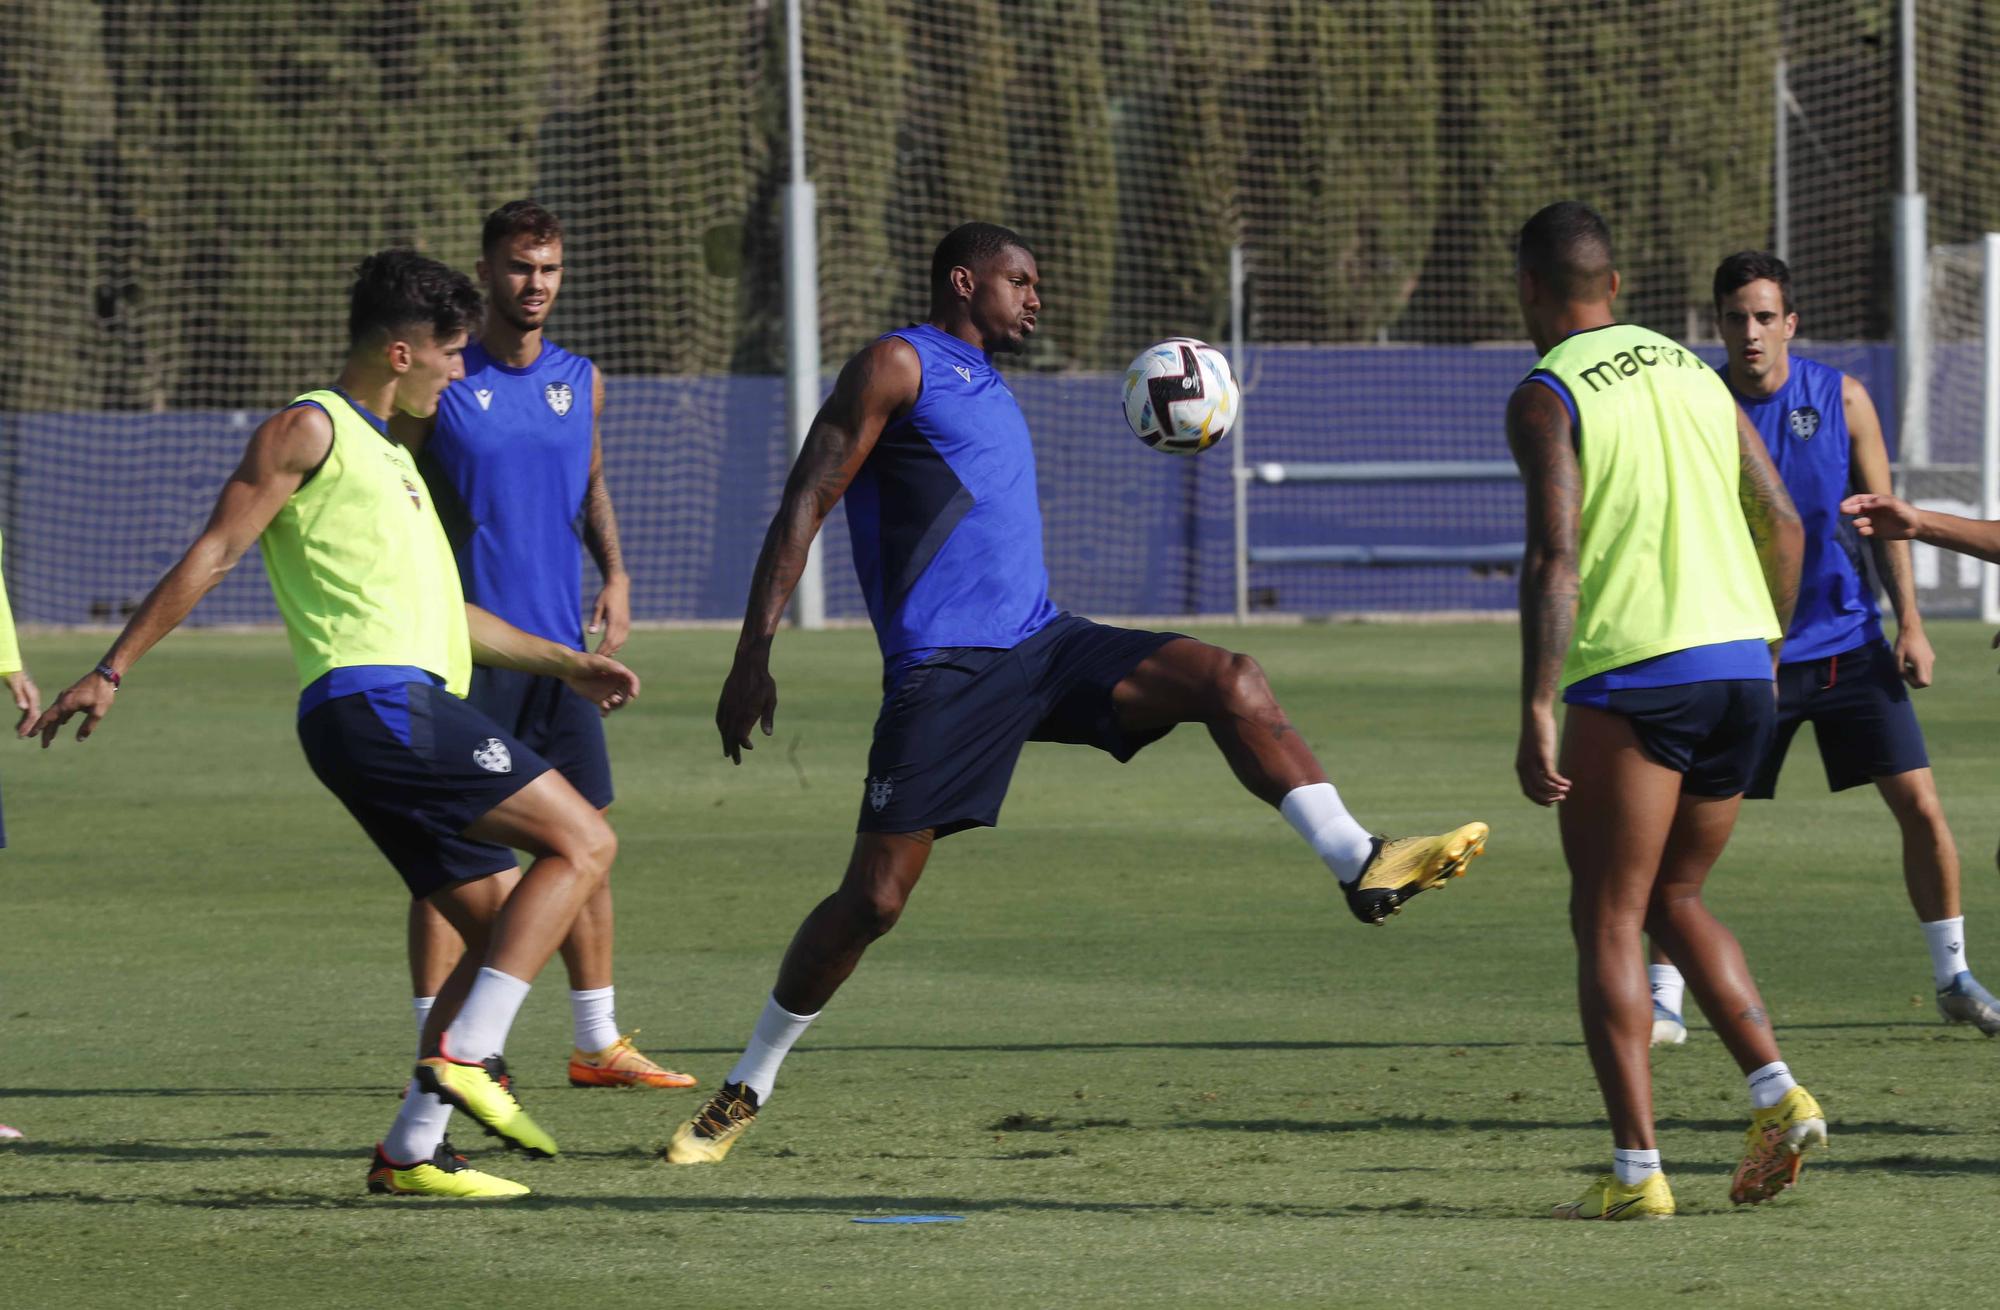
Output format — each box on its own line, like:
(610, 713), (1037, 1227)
(1122, 338), (1239, 455)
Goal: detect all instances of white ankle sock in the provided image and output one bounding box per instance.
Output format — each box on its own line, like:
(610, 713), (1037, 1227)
(1746, 1060), (1797, 1110)
(726, 994), (820, 1103)
(1922, 916), (1968, 989)
(1279, 783), (1376, 885)
(1612, 1147), (1662, 1187)
(411, 996), (436, 1057)
(1647, 964), (1685, 1017)
(570, 986), (620, 1052)
(381, 1080), (452, 1165)
(441, 967), (532, 1064)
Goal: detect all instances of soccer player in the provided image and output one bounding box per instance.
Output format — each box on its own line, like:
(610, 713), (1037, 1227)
(666, 221), (1490, 1165)
(1642, 251), (2000, 1043)
(1508, 202), (1823, 1219)
(31, 251), (639, 1200)
(0, 526), (38, 1144)
(391, 200), (692, 1091)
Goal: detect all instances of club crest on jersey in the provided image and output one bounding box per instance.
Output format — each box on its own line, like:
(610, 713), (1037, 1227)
(1787, 406), (1821, 440)
(544, 381), (574, 417)
(473, 738), (513, 774)
(867, 776), (893, 813)
(401, 475), (422, 510)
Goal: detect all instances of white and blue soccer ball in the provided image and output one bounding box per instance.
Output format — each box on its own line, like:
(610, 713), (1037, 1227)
(1122, 337), (1239, 455)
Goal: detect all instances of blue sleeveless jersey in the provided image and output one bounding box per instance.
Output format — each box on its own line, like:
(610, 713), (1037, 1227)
(845, 324), (1059, 663)
(425, 338), (596, 650)
(1727, 355), (1881, 662)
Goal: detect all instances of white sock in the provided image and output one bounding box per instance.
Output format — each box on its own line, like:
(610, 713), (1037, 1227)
(441, 967), (532, 1064)
(1612, 1147), (1662, 1187)
(1279, 783), (1376, 885)
(1922, 916), (1969, 989)
(725, 994), (820, 1104)
(570, 986), (620, 1053)
(412, 996), (436, 1057)
(381, 1080), (453, 1165)
(1746, 1060), (1798, 1110)
(1648, 964), (1685, 1017)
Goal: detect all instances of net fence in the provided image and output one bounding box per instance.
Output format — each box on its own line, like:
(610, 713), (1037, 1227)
(1, 0), (1994, 626)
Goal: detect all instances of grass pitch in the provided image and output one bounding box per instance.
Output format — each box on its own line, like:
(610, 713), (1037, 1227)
(4, 622), (2000, 1307)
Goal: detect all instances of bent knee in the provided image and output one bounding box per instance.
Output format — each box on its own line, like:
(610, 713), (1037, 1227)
(1211, 650), (1276, 716)
(838, 884), (907, 941)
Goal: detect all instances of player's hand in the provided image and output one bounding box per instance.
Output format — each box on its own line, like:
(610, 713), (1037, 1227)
(1515, 710), (1570, 806)
(1840, 492), (1923, 541)
(589, 572), (631, 655)
(4, 670), (40, 738)
(31, 673), (116, 747)
(716, 648), (777, 765)
(1896, 625), (1935, 688)
(560, 652), (640, 716)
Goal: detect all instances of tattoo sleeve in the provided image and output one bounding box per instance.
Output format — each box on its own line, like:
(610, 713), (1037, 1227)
(1505, 381), (1581, 717)
(582, 462), (625, 582)
(1735, 411), (1804, 637)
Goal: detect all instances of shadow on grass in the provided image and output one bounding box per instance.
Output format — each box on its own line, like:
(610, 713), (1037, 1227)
(1166, 1114), (1966, 1137)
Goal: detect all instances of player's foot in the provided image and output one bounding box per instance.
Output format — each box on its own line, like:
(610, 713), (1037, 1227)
(414, 1053), (558, 1158)
(1730, 1086), (1827, 1206)
(0, 1124), (21, 1141)
(366, 1143), (529, 1199)
(568, 1034), (698, 1089)
(665, 1081), (760, 1164)
(1552, 1171), (1674, 1220)
(1344, 822), (1489, 925)
(1650, 999), (1688, 1047)
(1936, 971), (2000, 1036)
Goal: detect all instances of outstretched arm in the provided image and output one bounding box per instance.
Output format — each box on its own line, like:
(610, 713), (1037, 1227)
(582, 365), (631, 654)
(717, 337), (922, 763)
(1843, 376), (1931, 686)
(1842, 493), (2000, 564)
(1736, 407), (1804, 654)
(1506, 380), (1580, 807)
(32, 405), (331, 745)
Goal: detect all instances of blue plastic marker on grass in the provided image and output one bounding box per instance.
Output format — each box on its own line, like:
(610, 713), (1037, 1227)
(851, 1215), (966, 1225)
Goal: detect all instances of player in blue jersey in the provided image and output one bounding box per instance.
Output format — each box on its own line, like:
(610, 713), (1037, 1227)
(1641, 251), (2000, 1045)
(392, 201), (693, 1091)
(665, 222), (1491, 1164)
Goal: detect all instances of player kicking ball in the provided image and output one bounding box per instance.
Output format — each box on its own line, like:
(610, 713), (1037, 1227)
(33, 252), (639, 1199)
(666, 222), (1488, 1166)
(1508, 203), (1824, 1219)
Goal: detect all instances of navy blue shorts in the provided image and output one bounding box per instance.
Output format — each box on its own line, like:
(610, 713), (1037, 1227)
(297, 681), (553, 899)
(468, 665), (614, 810)
(859, 614), (1184, 837)
(1748, 640), (1929, 798)
(1599, 679), (1776, 797)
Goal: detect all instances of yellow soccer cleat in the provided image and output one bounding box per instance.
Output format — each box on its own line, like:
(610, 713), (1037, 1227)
(1552, 1171), (1675, 1221)
(1730, 1085), (1827, 1206)
(569, 1034), (698, 1090)
(665, 1081), (760, 1165)
(1345, 821), (1489, 925)
(414, 1053), (559, 1158)
(367, 1144), (530, 1199)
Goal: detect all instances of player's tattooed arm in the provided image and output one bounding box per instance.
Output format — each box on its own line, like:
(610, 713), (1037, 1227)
(32, 404), (331, 745)
(1843, 375), (1932, 686)
(583, 365), (631, 654)
(1505, 380), (1579, 806)
(718, 338), (922, 763)
(1736, 407), (1804, 645)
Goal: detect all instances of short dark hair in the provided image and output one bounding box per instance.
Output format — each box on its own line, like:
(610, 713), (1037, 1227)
(930, 222), (1034, 304)
(347, 249), (482, 347)
(1516, 201), (1616, 301)
(482, 200), (565, 257)
(1713, 250), (1794, 314)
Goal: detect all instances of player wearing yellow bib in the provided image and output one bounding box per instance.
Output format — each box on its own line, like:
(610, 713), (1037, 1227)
(32, 251), (639, 1200)
(0, 527), (40, 1144)
(1507, 203), (1822, 1220)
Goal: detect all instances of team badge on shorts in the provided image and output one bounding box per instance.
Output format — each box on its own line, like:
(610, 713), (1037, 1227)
(1787, 406), (1820, 440)
(867, 776), (893, 813)
(544, 381), (574, 417)
(473, 738), (514, 774)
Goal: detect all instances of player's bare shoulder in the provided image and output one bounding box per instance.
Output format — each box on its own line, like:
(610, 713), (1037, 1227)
(249, 399), (336, 478)
(836, 334), (925, 425)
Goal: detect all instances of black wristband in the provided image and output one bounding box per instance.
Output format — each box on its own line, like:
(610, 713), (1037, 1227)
(93, 662), (121, 691)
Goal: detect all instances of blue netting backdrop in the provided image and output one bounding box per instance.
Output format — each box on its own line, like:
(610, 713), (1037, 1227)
(0, 344), (1899, 629)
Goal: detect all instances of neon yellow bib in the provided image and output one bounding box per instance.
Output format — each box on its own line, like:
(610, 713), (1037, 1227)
(0, 531), (19, 676)
(1534, 325), (1778, 687)
(259, 390), (470, 696)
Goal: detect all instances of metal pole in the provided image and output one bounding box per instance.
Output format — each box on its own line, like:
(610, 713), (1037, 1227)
(1981, 232), (2000, 623)
(783, 0), (825, 628)
(1892, 0), (1929, 469)
(1773, 55), (1789, 263)
(1229, 244), (1248, 625)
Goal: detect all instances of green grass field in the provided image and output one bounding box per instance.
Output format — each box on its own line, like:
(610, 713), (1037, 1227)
(5, 622), (2000, 1307)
